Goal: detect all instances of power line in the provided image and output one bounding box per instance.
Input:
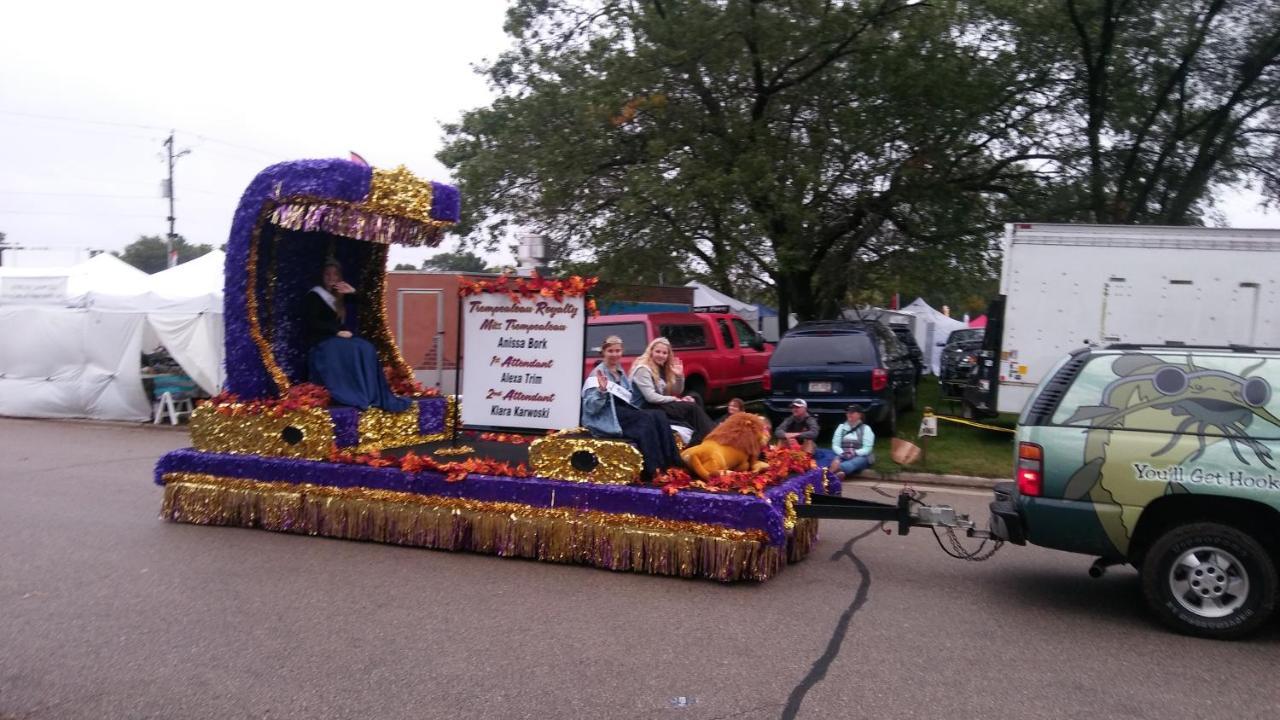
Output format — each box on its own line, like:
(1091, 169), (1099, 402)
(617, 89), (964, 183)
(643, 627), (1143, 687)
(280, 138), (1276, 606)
(0, 190), (162, 199)
(0, 209), (167, 218)
(0, 109), (167, 132)
(0, 180), (237, 198)
(0, 109), (290, 160)
(190, 133), (287, 160)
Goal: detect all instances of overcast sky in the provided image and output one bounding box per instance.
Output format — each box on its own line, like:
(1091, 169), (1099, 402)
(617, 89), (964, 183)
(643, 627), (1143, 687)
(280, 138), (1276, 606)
(0, 0), (511, 268)
(2, 0), (1278, 270)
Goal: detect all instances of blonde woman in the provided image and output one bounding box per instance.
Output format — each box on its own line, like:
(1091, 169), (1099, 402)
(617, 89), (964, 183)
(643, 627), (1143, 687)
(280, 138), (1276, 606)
(630, 337), (715, 444)
(581, 335), (681, 479)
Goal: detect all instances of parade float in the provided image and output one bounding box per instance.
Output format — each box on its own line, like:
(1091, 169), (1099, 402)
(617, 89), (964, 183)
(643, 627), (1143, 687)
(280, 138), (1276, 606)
(153, 158), (837, 581)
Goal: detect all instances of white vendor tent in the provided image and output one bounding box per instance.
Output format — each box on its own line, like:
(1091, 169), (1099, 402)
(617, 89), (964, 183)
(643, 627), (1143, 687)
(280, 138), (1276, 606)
(89, 251), (226, 397)
(899, 298), (968, 375)
(684, 281), (759, 324)
(0, 252), (226, 422)
(0, 253), (150, 306)
(0, 306), (152, 420)
(91, 250), (224, 314)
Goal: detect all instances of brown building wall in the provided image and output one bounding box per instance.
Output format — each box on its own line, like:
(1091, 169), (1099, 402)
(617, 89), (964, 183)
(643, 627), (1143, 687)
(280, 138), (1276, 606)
(385, 272), (477, 371)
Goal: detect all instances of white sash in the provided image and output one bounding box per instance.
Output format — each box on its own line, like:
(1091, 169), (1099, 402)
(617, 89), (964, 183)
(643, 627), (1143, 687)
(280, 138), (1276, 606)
(582, 369), (634, 406)
(311, 285), (337, 312)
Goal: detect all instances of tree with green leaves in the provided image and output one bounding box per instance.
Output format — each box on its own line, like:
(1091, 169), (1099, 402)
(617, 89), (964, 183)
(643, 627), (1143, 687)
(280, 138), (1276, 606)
(420, 250), (494, 273)
(441, 0), (1279, 325)
(992, 0), (1280, 224)
(114, 235), (212, 274)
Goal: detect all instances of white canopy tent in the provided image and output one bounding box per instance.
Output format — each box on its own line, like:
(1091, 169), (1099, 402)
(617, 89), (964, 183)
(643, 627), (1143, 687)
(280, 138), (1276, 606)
(684, 281), (759, 324)
(91, 250), (224, 314)
(898, 298), (968, 375)
(0, 253), (150, 306)
(89, 251), (226, 396)
(0, 252), (226, 422)
(0, 306), (153, 420)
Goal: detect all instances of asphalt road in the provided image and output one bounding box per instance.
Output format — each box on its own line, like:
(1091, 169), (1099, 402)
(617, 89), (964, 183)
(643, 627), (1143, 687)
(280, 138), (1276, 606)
(1, 417), (1277, 720)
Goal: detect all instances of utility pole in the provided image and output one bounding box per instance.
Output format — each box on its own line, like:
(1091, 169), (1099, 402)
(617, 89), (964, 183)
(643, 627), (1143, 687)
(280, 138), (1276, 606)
(162, 131), (191, 268)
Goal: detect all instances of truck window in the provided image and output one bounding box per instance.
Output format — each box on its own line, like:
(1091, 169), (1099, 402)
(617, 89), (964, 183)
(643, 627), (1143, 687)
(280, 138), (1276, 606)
(660, 324), (710, 350)
(772, 335), (875, 366)
(716, 319), (734, 348)
(731, 318), (760, 348)
(586, 323), (647, 355)
(1052, 353), (1280, 440)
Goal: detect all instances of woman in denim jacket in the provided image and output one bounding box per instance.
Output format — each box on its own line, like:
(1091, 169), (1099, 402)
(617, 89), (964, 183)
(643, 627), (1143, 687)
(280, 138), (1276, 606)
(582, 335), (681, 479)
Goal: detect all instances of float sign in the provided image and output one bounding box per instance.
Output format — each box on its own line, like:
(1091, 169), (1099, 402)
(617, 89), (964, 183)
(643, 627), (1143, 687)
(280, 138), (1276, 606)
(460, 292), (585, 431)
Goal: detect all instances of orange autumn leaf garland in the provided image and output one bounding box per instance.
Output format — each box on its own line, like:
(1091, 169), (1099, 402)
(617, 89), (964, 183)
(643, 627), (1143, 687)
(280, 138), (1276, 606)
(478, 432), (533, 445)
(458, 270), (599, 315)
(205, 383), (332, 416)
(328, 448), (532, 483)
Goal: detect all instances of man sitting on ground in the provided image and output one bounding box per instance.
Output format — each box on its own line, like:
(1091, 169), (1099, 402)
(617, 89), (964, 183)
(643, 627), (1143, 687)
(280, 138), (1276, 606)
(774, 398), (819, 453)
(828, 404), (875, 480)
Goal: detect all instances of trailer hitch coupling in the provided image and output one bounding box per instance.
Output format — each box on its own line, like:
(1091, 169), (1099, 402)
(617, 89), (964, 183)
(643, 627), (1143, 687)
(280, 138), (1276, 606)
(798, 491), (1002, 559)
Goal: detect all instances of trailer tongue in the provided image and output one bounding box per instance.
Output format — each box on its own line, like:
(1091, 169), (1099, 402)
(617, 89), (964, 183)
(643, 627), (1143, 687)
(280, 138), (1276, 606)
(798, 491), (1003, 561)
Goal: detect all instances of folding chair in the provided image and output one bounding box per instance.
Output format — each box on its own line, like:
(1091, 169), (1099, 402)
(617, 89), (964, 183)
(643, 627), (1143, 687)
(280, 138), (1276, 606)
(152, 374), (198, 425)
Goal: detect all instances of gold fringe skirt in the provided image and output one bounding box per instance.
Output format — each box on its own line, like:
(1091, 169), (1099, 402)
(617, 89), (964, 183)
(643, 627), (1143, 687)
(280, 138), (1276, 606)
(160, 473), (819, 582)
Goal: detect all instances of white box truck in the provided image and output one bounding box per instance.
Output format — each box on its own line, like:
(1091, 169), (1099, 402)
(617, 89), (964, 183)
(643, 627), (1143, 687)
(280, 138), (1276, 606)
(965, 222), (1280, 416)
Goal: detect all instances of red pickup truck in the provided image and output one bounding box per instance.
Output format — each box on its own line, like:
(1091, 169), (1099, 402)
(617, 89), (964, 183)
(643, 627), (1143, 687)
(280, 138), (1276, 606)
(582, 312), (773, 405)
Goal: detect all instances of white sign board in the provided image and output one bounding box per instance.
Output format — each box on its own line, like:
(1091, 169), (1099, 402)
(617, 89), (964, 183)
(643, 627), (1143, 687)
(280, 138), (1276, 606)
(1, 276), (69, 305)
(918, 415), (938, 437)
(459, 292), (586, 431)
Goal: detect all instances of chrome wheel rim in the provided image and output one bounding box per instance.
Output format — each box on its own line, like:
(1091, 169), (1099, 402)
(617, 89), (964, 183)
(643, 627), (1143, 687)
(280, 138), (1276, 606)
(1168, 545), (1249, 618)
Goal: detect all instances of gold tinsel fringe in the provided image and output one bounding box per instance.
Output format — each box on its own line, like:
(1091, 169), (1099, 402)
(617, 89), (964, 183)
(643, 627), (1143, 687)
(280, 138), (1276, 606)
(160, 474), (812, 582)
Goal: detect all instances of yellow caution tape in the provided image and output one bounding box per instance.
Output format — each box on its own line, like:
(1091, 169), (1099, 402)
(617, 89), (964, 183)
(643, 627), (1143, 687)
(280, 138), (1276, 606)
(934, 415), (1016, 434)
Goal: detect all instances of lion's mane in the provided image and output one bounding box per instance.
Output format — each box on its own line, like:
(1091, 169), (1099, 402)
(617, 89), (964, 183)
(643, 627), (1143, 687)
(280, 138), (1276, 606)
(703, 413), (768, 458)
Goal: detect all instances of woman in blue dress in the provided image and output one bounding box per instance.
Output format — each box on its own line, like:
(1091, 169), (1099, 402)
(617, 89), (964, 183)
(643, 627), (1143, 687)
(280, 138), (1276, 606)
(581, 335), (682, 479)
(303, 260), (411, 412)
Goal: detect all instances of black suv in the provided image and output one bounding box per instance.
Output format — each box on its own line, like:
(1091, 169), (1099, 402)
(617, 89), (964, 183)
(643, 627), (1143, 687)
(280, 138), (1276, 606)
(888, 324), (925, 384)
(764, 320), (918, 435)
(938, 328), (984, 398)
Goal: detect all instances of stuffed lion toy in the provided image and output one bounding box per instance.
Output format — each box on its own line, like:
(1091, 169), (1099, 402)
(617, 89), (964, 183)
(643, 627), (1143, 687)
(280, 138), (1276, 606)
(680, 413), (771, 480)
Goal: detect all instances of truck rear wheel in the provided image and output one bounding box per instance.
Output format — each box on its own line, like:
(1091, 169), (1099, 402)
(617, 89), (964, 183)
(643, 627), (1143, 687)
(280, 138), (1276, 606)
(684, 377), (706, 408)
(874, 403), (897, 438)
(1139, 522), (1276, 640)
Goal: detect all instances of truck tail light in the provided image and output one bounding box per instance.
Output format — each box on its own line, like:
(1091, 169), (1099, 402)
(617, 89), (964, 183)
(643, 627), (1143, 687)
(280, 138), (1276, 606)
(871, 368), (888, 392)
(1016, 442), (1044, 496)
(762, 369), (771, 392)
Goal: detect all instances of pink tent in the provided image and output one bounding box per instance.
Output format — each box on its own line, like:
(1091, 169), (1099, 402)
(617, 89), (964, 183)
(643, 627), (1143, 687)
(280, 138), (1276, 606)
(968, 315), (987, 328)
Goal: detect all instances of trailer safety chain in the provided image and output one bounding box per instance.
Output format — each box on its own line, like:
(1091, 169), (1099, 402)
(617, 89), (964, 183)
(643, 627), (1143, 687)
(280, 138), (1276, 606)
(933, 415), (1016, 434)
(932, 526), (1003, 561)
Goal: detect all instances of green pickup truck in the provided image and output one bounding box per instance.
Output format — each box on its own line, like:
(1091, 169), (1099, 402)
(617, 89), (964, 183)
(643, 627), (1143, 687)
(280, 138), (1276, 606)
(990, 344), (1280, 639)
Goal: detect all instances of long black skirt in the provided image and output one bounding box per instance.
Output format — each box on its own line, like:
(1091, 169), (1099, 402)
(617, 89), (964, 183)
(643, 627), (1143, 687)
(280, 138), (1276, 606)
(658, 401), (715, 445)
(615, 401), (682, 479)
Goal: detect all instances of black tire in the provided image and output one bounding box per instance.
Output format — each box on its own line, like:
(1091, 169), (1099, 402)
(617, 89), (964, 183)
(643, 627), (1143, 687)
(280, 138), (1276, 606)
(684, 378), (706, 407)
(874, 403), (897, 438)
(1140, 522), (1277, 640)
(903, 381), (918, 412)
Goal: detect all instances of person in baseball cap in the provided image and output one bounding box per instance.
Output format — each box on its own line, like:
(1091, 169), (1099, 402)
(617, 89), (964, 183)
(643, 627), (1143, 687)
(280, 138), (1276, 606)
(775, 398), (818, 452)
(829, 403), (875, 480)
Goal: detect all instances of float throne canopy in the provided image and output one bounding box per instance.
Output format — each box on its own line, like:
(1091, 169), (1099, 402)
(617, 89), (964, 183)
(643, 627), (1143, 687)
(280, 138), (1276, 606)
(222, 159), (460, 400)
